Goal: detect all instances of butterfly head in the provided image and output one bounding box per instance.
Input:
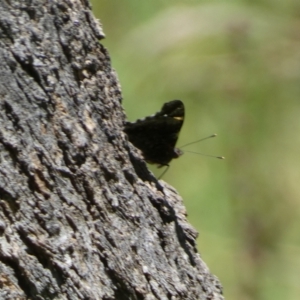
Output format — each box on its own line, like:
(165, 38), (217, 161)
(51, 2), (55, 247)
(173, 147), (183, 159)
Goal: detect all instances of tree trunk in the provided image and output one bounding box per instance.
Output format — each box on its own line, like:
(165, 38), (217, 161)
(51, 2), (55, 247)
(0, 1), (224, 299)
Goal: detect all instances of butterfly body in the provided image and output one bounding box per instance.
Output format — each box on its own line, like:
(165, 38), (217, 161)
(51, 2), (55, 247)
(124, 100), (184, 167)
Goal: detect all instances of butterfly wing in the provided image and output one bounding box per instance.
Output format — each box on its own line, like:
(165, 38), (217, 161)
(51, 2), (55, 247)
(125, 100), (184, 166)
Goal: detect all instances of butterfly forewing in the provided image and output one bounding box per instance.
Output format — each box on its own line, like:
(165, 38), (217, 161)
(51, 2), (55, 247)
(125, 100), (184, 166)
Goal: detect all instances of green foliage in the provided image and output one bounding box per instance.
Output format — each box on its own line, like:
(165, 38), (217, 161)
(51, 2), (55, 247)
(92, 1), (300, 299)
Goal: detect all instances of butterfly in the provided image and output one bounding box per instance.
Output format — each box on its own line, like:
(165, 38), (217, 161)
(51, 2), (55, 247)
(124, 100), (184, 167)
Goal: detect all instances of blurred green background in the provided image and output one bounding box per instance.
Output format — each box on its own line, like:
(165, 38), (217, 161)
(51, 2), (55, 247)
(91, 1), (300, 299)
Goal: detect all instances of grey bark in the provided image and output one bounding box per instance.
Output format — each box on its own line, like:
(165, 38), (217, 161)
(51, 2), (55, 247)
(0, 0), (224, 299)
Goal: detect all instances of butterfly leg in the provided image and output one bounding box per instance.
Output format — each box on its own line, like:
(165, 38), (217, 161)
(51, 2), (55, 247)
(158, 165), (169, 179)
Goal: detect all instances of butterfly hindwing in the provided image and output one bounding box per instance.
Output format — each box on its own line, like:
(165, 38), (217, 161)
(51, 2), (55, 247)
(124, 100), (184, 167)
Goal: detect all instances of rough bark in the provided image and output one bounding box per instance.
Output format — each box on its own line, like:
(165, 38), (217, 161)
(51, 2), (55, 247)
(0, 0), (224, 299)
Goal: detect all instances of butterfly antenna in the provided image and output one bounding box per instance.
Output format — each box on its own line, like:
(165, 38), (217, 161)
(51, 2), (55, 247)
(179, 134), (217, 149)
(183, 150), (225, 159)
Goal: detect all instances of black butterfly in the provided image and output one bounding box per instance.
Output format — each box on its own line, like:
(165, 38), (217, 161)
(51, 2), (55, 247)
(124, 100), (184, 167)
